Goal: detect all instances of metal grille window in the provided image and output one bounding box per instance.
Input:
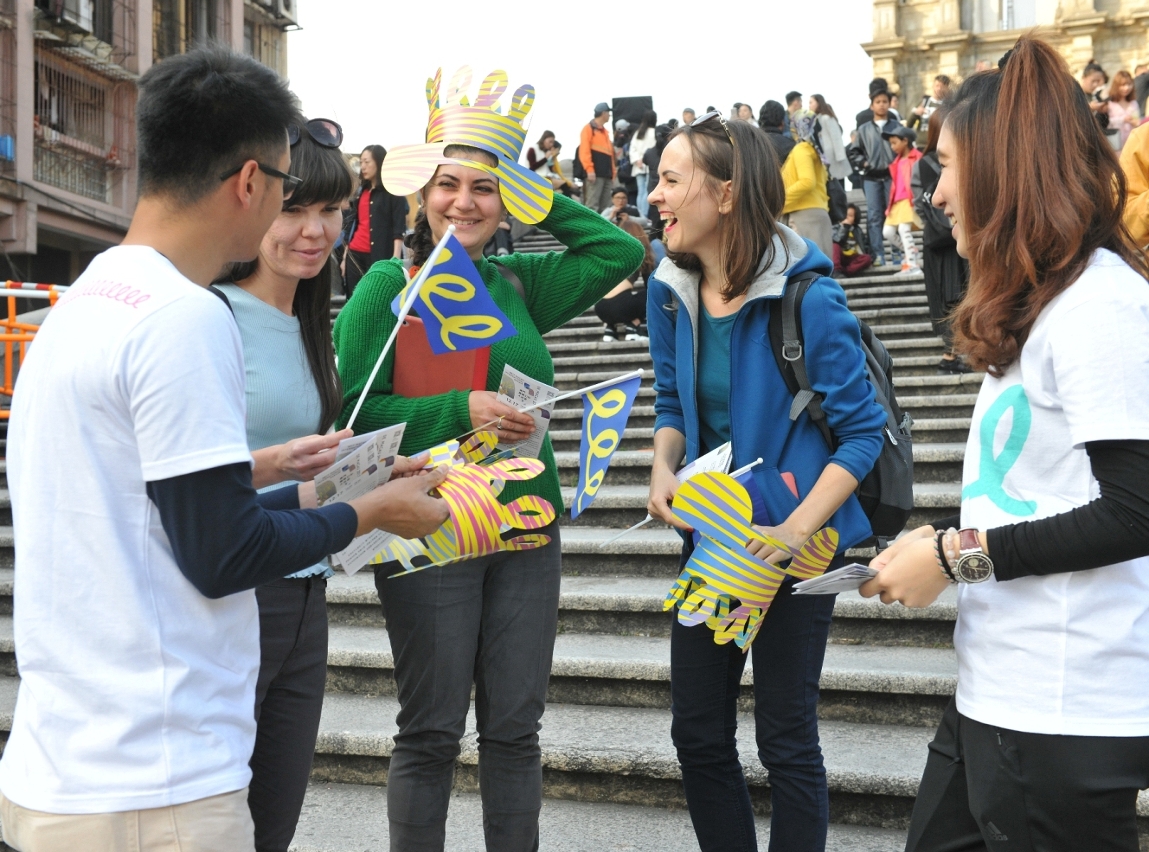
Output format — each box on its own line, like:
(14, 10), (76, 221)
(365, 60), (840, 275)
(153, 0), (229, 62)
(32, 47), (135, 203)
(0, 0), (16, 173)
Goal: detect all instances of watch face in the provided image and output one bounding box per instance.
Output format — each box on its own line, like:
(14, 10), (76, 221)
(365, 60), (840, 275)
(956, 553), (993, 583)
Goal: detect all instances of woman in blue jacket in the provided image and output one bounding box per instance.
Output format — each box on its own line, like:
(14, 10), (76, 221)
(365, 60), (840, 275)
(645, 113), (887, 852)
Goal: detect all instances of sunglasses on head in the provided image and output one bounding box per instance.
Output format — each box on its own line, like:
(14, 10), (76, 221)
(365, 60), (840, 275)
(288, 118), (343, 148)
(690, 110), (736, 146)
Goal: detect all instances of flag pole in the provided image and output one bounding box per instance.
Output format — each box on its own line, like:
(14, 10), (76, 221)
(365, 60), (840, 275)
(345, 225), (456, 432)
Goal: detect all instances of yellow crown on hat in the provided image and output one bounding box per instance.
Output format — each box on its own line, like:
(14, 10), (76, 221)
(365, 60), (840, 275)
(424, 67), (534, 163)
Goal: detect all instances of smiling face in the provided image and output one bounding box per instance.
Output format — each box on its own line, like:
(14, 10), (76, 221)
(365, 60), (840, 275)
(258, 197), (343, 282)
(647, 134), (729, 257)
(423, 153), (505, 260)
(932, 125), (965, 257)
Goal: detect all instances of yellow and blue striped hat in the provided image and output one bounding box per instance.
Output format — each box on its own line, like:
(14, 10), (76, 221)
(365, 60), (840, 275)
(379, 67), (554, 225)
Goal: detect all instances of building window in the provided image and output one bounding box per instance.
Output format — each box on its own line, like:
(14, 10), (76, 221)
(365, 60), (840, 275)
(0, 0), (16, 172)
(153, 0), (230, 62)
(32, 47), (135, 203)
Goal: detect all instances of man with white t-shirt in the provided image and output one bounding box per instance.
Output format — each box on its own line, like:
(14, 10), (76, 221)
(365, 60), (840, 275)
(0, 47), (449, 852)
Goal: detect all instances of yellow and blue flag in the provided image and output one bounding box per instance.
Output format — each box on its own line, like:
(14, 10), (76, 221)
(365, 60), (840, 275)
(391, 232), (517, 355)
(571, 374), (641, 518)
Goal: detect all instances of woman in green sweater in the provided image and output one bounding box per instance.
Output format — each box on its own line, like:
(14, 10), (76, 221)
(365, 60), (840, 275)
(332, 67), (643, 852)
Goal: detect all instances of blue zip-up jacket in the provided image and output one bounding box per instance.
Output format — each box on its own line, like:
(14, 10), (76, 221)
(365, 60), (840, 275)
(647, 229), (886, 551)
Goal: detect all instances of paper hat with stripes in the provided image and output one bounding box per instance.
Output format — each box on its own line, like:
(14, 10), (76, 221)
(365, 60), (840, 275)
(379, 67), (554, 225)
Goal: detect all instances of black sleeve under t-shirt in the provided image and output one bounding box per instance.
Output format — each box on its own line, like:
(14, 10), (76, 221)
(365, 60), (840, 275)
(146, 462), (358, 599)
(931, 440), (1149, 580)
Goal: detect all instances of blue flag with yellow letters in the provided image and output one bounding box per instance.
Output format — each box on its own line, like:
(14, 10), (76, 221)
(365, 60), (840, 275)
(572, 374), (642, 518)
(391, 232), (518, 355)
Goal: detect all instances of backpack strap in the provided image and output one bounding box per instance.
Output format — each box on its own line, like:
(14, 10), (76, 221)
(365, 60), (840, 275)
(769, 270), (835, 449)
(208, 284), (234, 314)
(490, 259), (526, 302)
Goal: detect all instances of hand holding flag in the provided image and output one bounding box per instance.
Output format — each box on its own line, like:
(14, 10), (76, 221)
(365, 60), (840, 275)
(391, 232), (517, 355)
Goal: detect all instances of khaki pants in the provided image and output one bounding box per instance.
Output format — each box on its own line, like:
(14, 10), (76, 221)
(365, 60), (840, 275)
(1, 788), (254, 852)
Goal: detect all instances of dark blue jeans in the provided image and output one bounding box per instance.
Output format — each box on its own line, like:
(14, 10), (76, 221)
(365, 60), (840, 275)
(670, 556), (839, 852)
(862, 177), (891, 264)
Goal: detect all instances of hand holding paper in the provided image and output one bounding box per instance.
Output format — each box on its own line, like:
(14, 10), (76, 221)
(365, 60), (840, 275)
(348, 467), (450, 539)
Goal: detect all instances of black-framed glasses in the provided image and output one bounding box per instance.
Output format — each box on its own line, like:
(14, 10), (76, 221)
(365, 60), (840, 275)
(691, 110), (736, 146)
(289, 118), (343, 148)
(218, 162), (304, 199)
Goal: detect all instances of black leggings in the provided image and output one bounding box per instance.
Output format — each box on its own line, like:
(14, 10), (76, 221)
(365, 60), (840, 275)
(594, 287), (646, 330)
(907, 698), (1149, 852)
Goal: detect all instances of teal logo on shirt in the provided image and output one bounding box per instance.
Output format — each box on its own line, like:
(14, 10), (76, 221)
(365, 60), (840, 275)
(962, 385), (1037, 517)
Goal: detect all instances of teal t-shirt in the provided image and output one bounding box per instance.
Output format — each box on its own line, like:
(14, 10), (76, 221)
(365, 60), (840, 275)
(216, 283), (331, 579)
(696, 306), (737, 454)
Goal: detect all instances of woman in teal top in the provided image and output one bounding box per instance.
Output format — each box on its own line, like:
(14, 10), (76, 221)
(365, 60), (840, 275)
(213, 120), (352, 852)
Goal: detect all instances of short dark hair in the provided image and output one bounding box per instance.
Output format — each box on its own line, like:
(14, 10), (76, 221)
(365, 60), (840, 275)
(870, 89), (891, 105)
(759, 100), (786, 129)
(137, 45), (301, 204)
(612, 187), (628, 196)
(785, 91), (802, 105)
(868, 77), (889, 96)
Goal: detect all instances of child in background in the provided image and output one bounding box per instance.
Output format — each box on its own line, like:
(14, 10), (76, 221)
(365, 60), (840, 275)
(883, 125), (923, 274)
(833, 203), (873, 277)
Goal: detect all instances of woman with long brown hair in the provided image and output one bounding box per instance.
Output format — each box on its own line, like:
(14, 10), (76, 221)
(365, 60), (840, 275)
(1107, 69), (1142, 151)
(646, 112), (886, 851)
(863, 38), (1149, 851)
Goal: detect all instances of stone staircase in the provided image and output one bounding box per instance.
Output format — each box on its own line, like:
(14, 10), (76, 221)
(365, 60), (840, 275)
(0, 237), (1145, 850)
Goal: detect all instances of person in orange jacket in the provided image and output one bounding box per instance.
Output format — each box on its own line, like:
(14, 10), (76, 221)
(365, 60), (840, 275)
(1120, 121), (1149, 247)
(580, 102), (616, 212)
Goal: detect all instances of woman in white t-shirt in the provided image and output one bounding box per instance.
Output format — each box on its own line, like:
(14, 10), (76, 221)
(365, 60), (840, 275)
(861, 38), (1149, 852)
(627, 110), (658, 218)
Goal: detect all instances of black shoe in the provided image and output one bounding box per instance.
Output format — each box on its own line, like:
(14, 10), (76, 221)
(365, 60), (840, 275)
(602, 324), (619, 343)
(625, 324), (649, 342)
(938, 357), (973, 374)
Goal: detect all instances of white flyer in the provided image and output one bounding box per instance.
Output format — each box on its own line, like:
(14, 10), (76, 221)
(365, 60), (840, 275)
(677, 441), (733, 482)
(315, 423), (406, 576)
(792, 563), (878, 595)
(495, 364), (559, 459)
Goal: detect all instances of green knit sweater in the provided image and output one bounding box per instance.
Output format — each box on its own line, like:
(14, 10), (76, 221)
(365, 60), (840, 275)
(333, 193), (645, 510)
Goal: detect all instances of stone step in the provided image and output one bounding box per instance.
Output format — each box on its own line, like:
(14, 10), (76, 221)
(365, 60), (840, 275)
(553, 443), (965, 488)
(548, 417), (968, 453)
(847, 294), (929, 309)
(0, 675), (932, 827)
(307, 692), (934, 829)
(288, 782), (909, 852)
(327, 569), (958, 643)
(555, 483), (959, 531)
(323, 621), (955, 725)
(851, 305), (931, 322)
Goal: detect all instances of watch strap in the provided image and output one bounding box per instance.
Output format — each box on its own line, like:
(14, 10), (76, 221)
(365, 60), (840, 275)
(959, 528), (981, 553)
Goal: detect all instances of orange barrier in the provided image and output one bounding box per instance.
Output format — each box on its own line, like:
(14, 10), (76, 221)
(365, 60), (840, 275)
(0, 283), (65, 420)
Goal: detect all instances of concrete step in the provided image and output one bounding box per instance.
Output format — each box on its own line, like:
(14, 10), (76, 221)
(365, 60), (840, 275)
(555, 483), (959, 531)
(307, 692), (933, 829)
(553, 443), (965, 488)
(325, 570), (960, 641)
(323, 621), (955, 725)
(289, 781), (909, 851)
(851, 305), (931, 322)
(847, 294), (929, 309)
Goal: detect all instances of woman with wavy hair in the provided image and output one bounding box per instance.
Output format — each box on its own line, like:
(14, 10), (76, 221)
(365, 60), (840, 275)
(646, 112), (886, 852)
(332, 68), (643, 851)
(863, 38), (1149, 851)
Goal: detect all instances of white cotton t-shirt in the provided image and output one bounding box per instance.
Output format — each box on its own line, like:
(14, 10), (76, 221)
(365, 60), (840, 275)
(0, 246), (259, 813)
(956, 248), (1149, 736)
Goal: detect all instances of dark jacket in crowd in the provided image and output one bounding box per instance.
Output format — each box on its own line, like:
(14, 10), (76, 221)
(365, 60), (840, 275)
(343, 185), (409, 264)
(761, 126), (796, 167)
(848, 118), (900, 179)
(1137, 71), (1149, 117)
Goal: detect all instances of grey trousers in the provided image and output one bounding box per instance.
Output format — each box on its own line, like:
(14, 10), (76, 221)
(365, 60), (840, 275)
(374, 523), (562, 852)
(783, 208), (834, 259)
(582, 175), (613, 212)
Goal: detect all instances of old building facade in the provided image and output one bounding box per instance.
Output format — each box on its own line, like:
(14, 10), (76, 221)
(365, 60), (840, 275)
(863, 1), (1149, 111)
(0, 0), (296, 286)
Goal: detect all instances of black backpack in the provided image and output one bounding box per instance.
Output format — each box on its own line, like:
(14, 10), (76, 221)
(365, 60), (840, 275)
(768, 271), (914, 547)
(572, 144), (587, 180)
(808, 119), (849, 224)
